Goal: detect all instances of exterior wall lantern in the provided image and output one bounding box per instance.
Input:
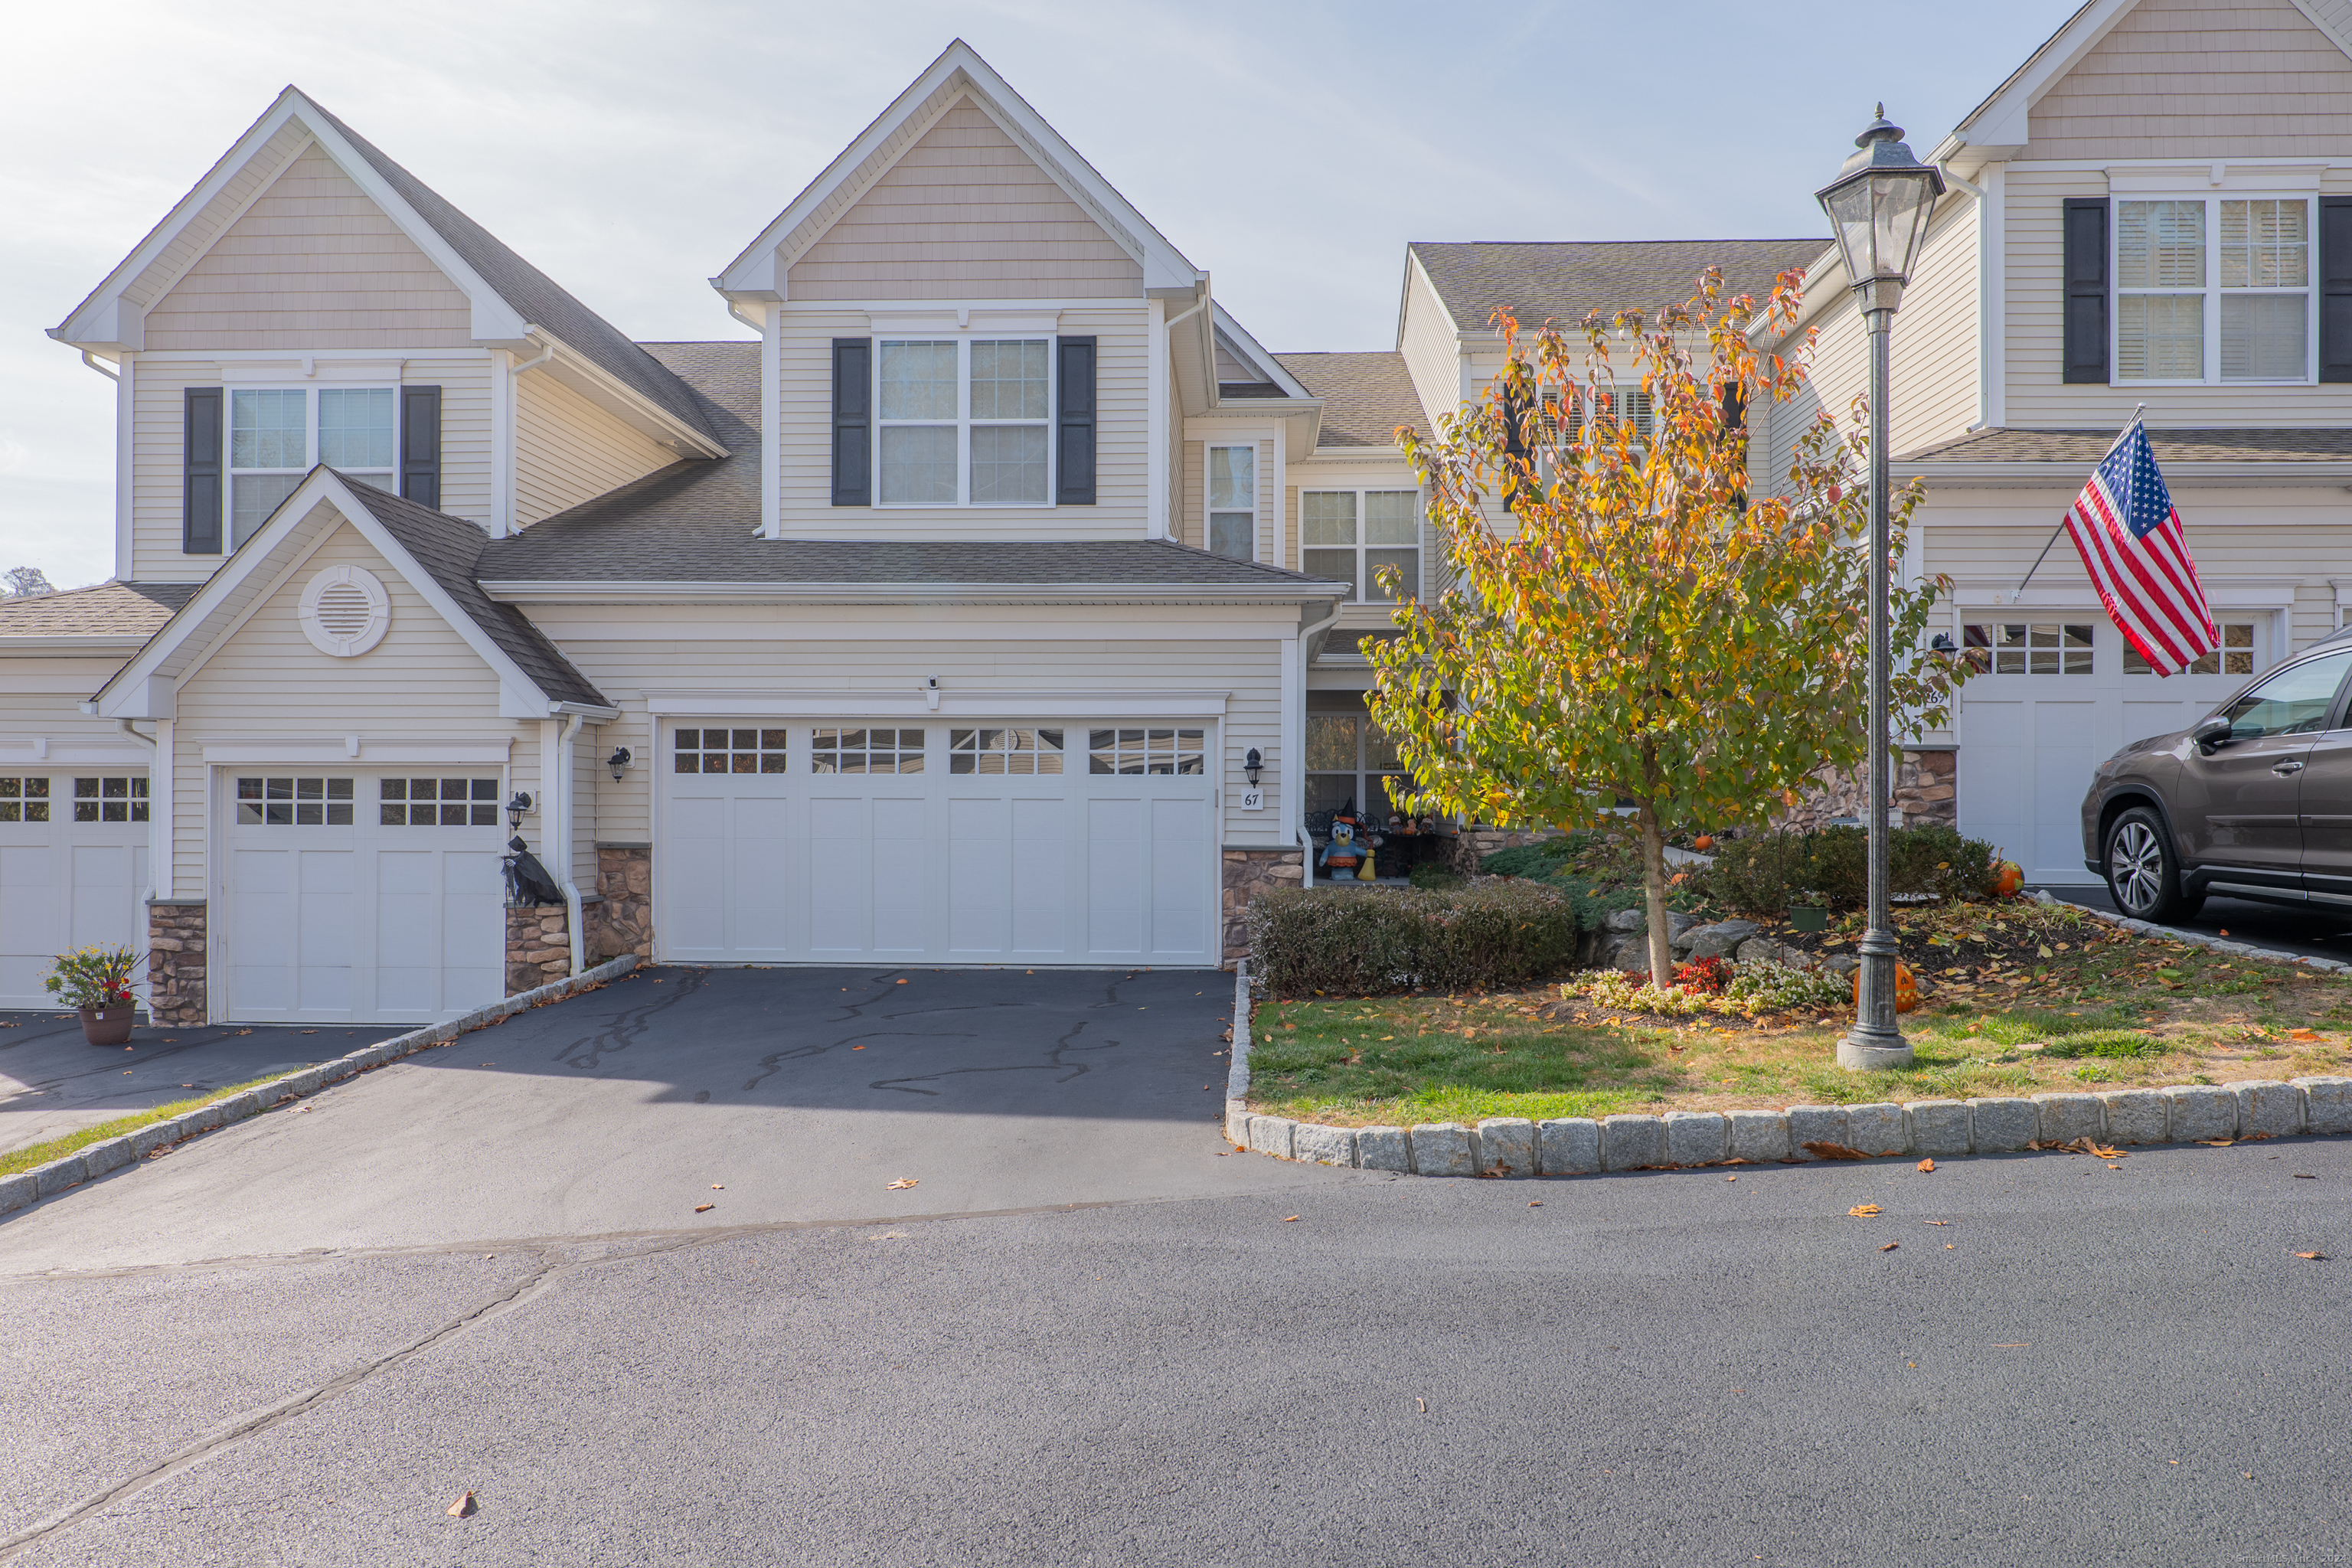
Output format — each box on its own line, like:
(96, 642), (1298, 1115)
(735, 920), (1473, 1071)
(505, 789), (534, 833)
(1816, 105), (1945, 1073)
(1244, 747), (1263, 787)
(608, 746), (632, 782)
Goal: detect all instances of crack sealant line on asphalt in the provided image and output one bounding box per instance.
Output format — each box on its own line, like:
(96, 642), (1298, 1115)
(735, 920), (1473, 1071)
(2037, 890), (2352, 972)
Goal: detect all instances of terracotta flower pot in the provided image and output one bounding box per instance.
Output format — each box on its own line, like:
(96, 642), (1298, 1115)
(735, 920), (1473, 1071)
(79, 1004), (136, 1047)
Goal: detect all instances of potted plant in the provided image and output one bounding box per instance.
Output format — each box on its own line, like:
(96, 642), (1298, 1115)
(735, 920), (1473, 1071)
(45, 945), (145, 1046)
(1787, 890), (1831, 934)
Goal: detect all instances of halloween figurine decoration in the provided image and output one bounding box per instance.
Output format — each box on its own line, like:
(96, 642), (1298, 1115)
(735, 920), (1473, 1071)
(1320, 818), (1364, 879)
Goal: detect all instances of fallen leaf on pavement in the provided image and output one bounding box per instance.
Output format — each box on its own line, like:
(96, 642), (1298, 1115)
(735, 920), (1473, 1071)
(2051, 1136), (2125, 1158)
(1529, 1200), (1543, 1207)
(1916, 1158), (1936, 1173)
(886, 1178), (919, 1190)
(2295, 1251), (2328, 1260)
(2290, 1028), (2321, 1041)
(694, 1203), (714, 1214)
(1922, 1220), (1951, 1226)
(447, 1491), (475, 1518)
(710, 1184), (724, 1190)
(2294, 1174), (2317, 1180)
(1808, 1142), (1872, 1161)
(1848, 1204), (1883, 1217)
(1281, 1215), (1300, 1223)
(2201, 1140), (2235, 1148)
(1879, 1242), (1900, 1251)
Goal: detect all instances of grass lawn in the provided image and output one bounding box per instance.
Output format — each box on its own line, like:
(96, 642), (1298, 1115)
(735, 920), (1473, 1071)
(1245, 899), (2352, 1127)
(0, 1075), (286, 1180)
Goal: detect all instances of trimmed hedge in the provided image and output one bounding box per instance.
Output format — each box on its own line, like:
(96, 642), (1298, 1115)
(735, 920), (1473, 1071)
(1246, 879), (1583, 996)
(1701, 824), (2003, 914)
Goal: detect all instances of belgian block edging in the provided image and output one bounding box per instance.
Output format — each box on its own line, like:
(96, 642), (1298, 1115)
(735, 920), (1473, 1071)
(0, 956), (640, 1221)
(1223, 959), (2352, 1177)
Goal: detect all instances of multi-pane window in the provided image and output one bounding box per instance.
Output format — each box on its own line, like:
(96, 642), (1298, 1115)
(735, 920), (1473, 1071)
(1302, 489), (1420, 603)
(0, 777), (51, 823)
(673, 728), (788, 774)
(875, 338), (1050, 506)
(2115, 198), (2311, 384)
(2125, 620), (2257, 676)
(378, 778), (498, 826)
(812, 729), (925, 774)
(73, 776), (149, 823)
(949, 728), (1066, 774)
(227, 386), (398, 548)
(1087, 728), (1205, 776)
(1305, 714), (1406, 834)
(1208, 446), (1255, 560)
(1962, 623), (2094, 675)
(236, 776), (350, 826)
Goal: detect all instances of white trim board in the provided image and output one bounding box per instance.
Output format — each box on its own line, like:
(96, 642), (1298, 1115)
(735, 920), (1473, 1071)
(201, 741), (514, 766)
(641, 690), (1233, 720)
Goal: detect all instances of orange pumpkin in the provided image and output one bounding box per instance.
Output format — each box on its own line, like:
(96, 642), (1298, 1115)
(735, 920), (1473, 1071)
(1850, 962), (1922, 1014)
(1693, 835), (1715, 852)
(1994, 861), (2024, 898)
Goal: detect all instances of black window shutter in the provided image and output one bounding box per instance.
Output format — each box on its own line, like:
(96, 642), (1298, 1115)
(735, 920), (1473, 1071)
(2321, 196), (2352, 382)
(831, 338), (871, 506)
(2063, 197), (2109, 384)
(400, 385), (441, 508)
(183, 387), (222, 554)
(1056, 335), (1096, 505)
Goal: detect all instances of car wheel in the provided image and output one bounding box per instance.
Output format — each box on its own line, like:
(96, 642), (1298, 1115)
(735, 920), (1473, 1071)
(2104, 806), (2201, 923)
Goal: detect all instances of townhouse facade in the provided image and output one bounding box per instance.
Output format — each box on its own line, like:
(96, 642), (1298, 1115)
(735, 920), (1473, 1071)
(5, 2), (2348, 1024)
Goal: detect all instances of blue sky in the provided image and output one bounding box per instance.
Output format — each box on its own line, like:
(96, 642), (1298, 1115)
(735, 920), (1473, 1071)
(0, 0), (2078, 589)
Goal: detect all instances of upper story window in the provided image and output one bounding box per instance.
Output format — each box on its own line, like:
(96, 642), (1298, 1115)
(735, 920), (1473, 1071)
(1302, 489), (1420, 603)
(877, 338), (1050, 506)
(1207, 445), (1255, 560)
(229, 387), (395, 546)
(2115, 198), (2311, 384)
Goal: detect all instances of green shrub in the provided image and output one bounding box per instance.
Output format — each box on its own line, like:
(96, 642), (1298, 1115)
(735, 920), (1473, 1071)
(1247, 880), (1583, 996)
(1407, 861), (1465, 890)
(1701, 825), (2002, 914)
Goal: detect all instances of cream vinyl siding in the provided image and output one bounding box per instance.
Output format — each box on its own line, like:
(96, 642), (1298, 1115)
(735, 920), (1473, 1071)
(0, 657), (139, 733)
(514, 372), (677, 528)
(119, 122), (315, 311)
(2003, 168), (2352, 426)
(786, 99), (1142, 301)
(571, 722), (600, 890)
(168, 525), (534, 895)
(524, 602), (1291, 848)
(1397, 260), (1465, 428)
(2020, 0), (2352, 161)
(1282, 485), (1298, 572)
(144, 145), (475, 351)
(1180, 440), (1205, 549)
(776, 306), (1147, 535)
(127, 355), (494, 581)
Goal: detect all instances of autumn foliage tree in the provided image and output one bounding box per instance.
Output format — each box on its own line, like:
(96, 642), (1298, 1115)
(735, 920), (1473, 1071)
(1366, 269), (1961, 987)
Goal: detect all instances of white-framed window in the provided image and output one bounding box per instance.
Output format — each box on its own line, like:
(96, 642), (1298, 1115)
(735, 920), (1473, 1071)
(1305, 714), (1406, 832)
(875, 338), (1052, 507)
(2123, 619), (2260, 677)
(228, 386), (397, 546)
(1962, 622), (2095, 675)
(1207, 445), (1256, 560)
(1302, 488), (1421, 603)
(2115, 197), (2312, 384)
(0, 776), (51, 823)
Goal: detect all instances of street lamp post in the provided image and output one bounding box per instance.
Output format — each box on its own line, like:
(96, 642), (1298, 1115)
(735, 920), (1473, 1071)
(1816, 106), (1945, 1073)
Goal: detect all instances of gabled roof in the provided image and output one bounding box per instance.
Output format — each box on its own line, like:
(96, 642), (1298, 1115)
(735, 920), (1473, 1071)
(1271, 353), (1425, 450)
(1406, 239), (1828, 337)
(0, 582), (197, 645)
(51, 87), (717, 452)
(1211, 307), (1311, 400)
(714, 40), (1202, 301)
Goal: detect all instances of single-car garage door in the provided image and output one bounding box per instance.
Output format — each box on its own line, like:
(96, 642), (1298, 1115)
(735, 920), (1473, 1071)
(0, 771), (149, 1010)
(219, 770), (505, 1023)
(662, 723), (1217, 966)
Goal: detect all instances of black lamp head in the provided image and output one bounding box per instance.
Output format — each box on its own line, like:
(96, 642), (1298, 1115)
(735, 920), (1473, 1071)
(1243, 747), (1263, 786)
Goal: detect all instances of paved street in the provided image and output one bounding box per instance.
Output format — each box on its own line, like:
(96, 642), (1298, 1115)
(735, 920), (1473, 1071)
(3, 966), (2348, 1566)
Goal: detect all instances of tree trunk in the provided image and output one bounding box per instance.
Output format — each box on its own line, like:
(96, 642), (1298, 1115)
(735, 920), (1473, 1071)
(1638, 806), (1673, 989)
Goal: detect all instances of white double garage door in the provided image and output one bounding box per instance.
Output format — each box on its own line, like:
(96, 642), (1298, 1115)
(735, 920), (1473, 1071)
(0, 772), (151, 1010)
(662, 721), (1218, 967)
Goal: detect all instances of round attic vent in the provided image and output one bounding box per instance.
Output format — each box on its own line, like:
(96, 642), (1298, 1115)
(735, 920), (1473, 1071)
(298, 565), (390, 658)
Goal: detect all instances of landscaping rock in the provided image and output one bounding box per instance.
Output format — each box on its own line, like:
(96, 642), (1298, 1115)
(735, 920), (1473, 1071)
(1475, 1119), (1537, 1178)
(1356, 1126), (1410, 1172)
(0, 1172), (33, 1215)
(1600, 1114), (1667, 1171)
(2295, 1076), (2352, 1137)
(1823, 954), (1860, 977)
(1599, 933), (1649, 970)
(1784, 1106), (1850, 1159)
(2235, 1080), (2303, 1138)
(1727, 1109), (1790, 1162)
(1736, 937), (1815, 970)
(1847, 1103), (1909, 1156)
(1409, 1123), (1475, 1178)
(2163, 1083), (2238, 1142)
(1292, 1122), (1357, 1168)
(1247, 1116), (1295, 1160)
(1905, 1100), (1972, 1157)
(1662, 912), (1703, 950)
(31, 1156), (87, 1198)
(1680, 920), (1759, 962)
(1969, 1097), (2038, 1152)
(1604, 908), (1645, 933)
(1663, 1110), (1727, 1167)
(2033, 1093), (2105, 1145)
(1537, 1118), (1600, 1175)
(2099, 1089), (2170, 1145)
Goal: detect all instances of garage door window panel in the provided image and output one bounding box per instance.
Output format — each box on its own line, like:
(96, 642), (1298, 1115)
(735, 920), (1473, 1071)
(951, 728), (1065, 775)
(0, 777), (50, 823)
(2124, 620), (2257, 676)
(1962, 623), (2093, 675)
(237, 776), (348, 826)
(378, 778), (498, 827)
(674, 728), (788, 775)
(72, 776), (149, 824)
(1088, 728), (1204, 776)
(813, 729), (925, 775)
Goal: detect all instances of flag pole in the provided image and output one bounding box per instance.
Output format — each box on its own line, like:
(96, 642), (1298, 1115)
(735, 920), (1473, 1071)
(2015, 405), (2144, 598)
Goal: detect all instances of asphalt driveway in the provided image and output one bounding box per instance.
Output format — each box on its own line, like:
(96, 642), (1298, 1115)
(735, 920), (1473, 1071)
(0, 965), (1350, 1269)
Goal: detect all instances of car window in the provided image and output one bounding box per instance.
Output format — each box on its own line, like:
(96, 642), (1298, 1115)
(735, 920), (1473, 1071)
(2219, 649), (2352, 739)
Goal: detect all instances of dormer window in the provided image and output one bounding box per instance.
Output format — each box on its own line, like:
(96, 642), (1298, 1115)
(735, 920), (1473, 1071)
(876, 338), (1051, 506)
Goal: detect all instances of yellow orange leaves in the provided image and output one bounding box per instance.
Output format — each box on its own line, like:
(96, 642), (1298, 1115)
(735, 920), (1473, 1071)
(1847, 1204), (1883, 1218)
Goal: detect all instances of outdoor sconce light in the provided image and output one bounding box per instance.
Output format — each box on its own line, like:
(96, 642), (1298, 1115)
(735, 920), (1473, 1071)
(1244, 748), (1263, 787)
(505, 790), (534, 832)
(1929, 632), (1958, 655)
(608, 746), (632, 782)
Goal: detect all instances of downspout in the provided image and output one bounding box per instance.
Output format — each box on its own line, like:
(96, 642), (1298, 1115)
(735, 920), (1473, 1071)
(1289, 597), (1346, 887)
(80, 351), (119, 382)
(554, 710), (586, 977)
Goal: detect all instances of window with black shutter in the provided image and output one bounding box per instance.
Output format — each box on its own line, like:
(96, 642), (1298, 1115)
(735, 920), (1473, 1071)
(183, 387), (223, 554)
(2063, 197), (2109, 384)
(1056, 335), (1095, 505)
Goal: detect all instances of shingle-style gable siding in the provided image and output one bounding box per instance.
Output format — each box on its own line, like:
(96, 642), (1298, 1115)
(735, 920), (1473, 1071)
(2021, 0), (2352, 159)
(785, 99), (1142, 301)
(144, 145), (475, 351)
(117, 121), (315, 312)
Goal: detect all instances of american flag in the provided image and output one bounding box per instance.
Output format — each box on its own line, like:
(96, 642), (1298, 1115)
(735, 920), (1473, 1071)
(2060, 418), (2216, 677)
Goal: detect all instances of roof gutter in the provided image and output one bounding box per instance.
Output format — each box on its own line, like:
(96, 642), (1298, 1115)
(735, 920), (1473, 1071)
(477, 580), (1349, 605)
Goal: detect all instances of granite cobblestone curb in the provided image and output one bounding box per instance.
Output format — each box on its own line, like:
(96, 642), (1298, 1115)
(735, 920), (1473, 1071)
(0, 955), (639, 1220)
(1220, 964), (2352, 1175)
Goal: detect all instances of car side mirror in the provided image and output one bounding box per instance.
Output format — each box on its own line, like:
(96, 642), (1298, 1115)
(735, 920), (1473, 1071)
(2191, 715), (2233, 753)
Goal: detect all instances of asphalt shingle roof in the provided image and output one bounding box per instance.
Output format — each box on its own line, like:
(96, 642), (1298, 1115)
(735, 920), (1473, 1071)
(1905, 427), (2352, 464)
(1272, 351), (1425, 449)
(477, 344), (1344, 592)
(0, 581), (197, 639)
(1410, 239), (1830, 333)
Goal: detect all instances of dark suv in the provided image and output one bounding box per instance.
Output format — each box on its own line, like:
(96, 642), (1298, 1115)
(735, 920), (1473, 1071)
(2082, 626), (2352, 922)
